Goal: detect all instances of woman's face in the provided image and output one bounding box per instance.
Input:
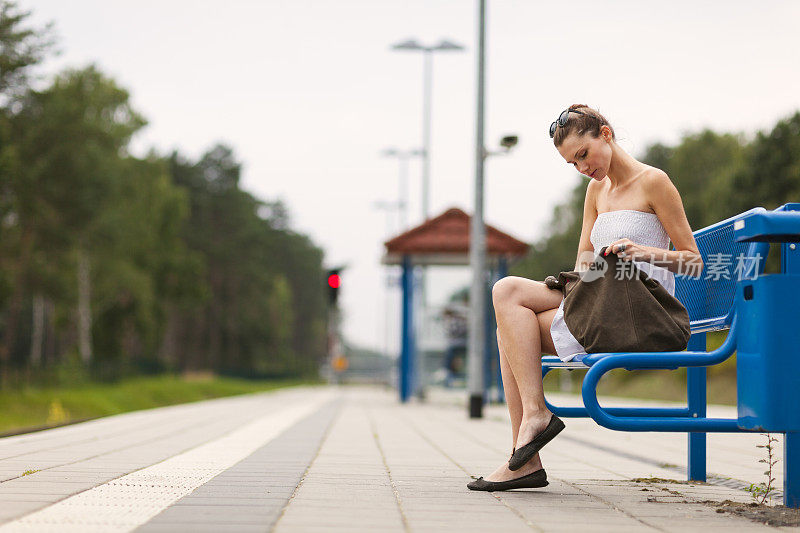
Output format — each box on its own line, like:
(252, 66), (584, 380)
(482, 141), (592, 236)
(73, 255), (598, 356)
(556, 128), (612, 181)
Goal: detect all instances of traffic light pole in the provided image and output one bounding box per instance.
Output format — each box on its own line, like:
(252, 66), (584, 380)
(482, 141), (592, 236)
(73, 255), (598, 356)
(325, 268), (344, 384)
(327, 306), (340, 384)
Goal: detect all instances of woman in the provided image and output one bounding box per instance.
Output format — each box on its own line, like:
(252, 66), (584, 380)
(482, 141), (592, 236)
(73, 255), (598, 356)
(468, 104), (703, 491)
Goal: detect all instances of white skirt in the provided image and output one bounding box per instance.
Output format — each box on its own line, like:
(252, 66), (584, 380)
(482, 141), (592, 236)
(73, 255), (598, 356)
(548, 260), (676, 362)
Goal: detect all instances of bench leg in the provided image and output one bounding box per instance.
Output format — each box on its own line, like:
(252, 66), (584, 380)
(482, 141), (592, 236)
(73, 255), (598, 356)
(687, 333), (707, 482)
(787, 432), (800, 508)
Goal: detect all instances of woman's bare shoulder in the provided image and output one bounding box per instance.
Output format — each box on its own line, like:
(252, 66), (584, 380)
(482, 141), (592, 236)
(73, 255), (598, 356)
(636, 166), (677, 213)
(640, 164), (671, 184)
(639, 165), (690, 219)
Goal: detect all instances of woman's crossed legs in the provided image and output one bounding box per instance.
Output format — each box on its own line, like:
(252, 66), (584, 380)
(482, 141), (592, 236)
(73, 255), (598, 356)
(483, 276), (563, 482)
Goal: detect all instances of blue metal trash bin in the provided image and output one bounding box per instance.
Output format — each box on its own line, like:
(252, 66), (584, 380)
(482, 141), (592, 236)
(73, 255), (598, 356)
(734, 204), (800, 508)
(736, 274), (800, 431)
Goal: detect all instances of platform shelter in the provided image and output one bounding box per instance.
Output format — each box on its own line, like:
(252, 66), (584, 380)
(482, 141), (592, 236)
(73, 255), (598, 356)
(382, 207), (529, 402)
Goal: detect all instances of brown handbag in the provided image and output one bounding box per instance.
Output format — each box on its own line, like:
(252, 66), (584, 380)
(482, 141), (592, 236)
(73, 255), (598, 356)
(544, 246), (691, 354)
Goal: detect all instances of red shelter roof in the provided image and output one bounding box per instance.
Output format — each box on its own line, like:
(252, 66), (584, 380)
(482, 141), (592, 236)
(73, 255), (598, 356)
(382, 207), (529, 266)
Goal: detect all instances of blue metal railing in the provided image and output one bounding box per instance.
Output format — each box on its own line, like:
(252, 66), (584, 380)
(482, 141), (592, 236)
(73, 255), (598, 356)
(579, 315), (744, 432)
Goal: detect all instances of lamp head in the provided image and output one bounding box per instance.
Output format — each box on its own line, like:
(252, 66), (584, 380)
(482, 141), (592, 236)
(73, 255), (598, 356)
(391, 39), (424, 51)
(500, 135), (519, 150)
(433, 39), (465, 51)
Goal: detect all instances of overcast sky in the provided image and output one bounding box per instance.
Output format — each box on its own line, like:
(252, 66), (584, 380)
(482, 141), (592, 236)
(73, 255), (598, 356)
(29, 0), (800, 354)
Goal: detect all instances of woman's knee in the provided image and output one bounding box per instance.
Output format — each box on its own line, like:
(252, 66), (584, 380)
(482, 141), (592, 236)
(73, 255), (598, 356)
(492, 276), (523, 307)
(493, 276), (561, 313)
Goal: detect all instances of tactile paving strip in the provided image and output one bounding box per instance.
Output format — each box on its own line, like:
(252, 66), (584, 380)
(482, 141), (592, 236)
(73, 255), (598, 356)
(136, 396), (343, 532)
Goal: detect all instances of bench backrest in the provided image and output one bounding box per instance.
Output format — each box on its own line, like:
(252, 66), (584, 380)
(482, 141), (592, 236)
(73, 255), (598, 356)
(674, 207), (771, 333)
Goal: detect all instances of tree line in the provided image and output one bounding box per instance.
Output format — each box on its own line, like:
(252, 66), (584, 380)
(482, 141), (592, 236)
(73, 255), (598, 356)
(0, 2), (327, 382)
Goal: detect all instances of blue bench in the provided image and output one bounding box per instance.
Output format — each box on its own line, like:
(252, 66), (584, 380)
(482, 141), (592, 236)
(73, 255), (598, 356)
(541, 202), (800, 508)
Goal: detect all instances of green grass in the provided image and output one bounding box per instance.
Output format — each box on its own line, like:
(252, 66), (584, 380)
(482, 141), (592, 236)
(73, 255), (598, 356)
(0, 373), (320, 435)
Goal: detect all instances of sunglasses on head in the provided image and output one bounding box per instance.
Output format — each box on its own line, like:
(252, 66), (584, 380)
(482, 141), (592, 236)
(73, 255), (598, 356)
(549, 108), (586, 138)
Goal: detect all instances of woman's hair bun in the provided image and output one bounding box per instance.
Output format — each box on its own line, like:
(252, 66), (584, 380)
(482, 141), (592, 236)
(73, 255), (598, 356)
(552, 104), (615, 146)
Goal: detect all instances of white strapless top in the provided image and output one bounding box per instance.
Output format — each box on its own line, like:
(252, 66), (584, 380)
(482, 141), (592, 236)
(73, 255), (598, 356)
(590, 209), (671, 253)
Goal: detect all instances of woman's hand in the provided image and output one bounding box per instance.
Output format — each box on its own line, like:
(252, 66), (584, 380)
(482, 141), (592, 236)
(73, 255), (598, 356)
(604, 238), (651, 262)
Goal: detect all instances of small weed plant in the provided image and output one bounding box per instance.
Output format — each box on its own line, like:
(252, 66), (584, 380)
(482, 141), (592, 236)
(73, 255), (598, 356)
(747, 433), (779, 505)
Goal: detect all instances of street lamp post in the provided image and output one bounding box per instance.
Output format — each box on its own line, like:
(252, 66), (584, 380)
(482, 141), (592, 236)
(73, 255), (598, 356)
(391, 38), (465, 400)
(468, 132), (518, 417)
(468, 0), (489, 420)
(390, 38), (465, 222)
(381, 148), (423, 231)
(374, 199), (404, 364)
(468, 0), (519, 418)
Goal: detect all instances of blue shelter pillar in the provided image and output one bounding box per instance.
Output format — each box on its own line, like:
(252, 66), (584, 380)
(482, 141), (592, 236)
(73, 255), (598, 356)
(494, 257), (508, 403)
(399, 255), (416, 402)
(483, 263), (496, 401)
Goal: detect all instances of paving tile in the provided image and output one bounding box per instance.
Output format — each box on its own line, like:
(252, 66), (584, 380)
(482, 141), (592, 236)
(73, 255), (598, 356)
(130, 523), (268, 533)
(2, 385), (794, 532)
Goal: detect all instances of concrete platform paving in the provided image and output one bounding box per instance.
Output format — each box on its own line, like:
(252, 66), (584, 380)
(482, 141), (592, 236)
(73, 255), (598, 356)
(0, 384), (796, 532)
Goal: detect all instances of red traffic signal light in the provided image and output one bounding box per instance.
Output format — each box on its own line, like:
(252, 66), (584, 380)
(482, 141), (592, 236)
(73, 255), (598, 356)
(327, 273), (340, 289)
(326, 269), (341, 306)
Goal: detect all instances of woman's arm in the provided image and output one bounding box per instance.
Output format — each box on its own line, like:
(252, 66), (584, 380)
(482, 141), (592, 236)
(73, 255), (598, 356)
(607, 170), (703, 277)
(574, 180), (599, 270)
(620, 245), (704, 277)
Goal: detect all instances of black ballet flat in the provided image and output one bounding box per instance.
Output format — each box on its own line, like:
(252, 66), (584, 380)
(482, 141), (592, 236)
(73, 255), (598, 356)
(467, 468), (548, 492)
(508, 415), (565, 471)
